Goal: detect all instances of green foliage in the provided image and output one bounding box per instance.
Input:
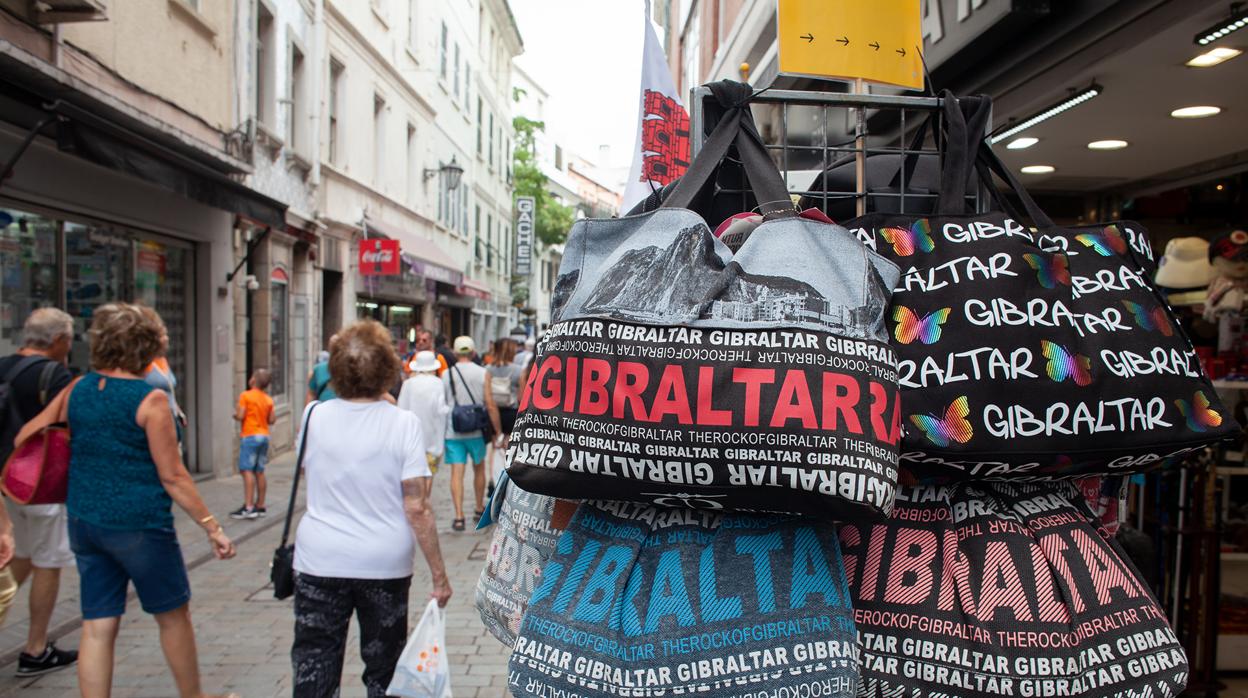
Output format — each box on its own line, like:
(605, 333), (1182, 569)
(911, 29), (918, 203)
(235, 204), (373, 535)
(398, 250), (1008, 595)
(512, 115), (575, 246)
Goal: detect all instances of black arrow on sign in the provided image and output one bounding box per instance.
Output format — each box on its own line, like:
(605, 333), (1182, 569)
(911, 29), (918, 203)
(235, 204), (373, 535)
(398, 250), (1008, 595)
(869, 41), (880, 51)
(800, 33), (815, 43)
(836, 36), (849, 46)
(896, 47), (907, 56)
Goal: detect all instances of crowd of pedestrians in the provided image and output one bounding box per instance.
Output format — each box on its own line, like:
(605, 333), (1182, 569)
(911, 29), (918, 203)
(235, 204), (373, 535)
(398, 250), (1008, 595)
(0, 303), (536, 697)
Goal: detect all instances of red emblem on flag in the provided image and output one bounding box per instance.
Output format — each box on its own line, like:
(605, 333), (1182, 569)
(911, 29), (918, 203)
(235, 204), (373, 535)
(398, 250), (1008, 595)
(639, 90), (691, 185)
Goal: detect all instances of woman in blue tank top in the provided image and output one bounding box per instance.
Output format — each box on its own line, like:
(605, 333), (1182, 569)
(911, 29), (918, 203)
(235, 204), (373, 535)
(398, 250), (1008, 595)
(17, 303), (237, 698)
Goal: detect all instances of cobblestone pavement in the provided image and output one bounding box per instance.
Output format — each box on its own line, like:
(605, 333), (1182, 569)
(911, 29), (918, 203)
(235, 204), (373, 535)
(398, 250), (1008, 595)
(0, 453), (513, 697)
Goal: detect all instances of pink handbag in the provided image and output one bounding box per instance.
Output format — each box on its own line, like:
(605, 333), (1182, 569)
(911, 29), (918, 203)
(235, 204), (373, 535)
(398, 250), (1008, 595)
(2, 425), (69, 504)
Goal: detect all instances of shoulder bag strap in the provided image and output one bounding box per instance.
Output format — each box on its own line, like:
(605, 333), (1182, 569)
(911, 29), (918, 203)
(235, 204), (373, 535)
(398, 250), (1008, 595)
(3, 356), (44, 387)
(452, 365), (479, 405)
(36, 361), (59, 406)
(280, 402), (318, 548)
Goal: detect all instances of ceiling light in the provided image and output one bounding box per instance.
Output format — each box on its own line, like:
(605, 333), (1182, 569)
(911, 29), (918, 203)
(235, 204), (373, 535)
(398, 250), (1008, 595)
(1021, 165), (1055, 174)
(1187, 47), (1243, 67)
(1006, 137), (1039, 150)
(1087, 139), (1129, 150)
(989, 84), (1102, 145)
(1196, 7), (1248, 45)
(1171, 105), (1222, 118)
(1217, 184), (1226, 191)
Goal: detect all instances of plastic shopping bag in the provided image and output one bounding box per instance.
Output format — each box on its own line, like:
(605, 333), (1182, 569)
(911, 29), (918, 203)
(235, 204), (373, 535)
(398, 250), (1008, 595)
(386, 599), (452, 698)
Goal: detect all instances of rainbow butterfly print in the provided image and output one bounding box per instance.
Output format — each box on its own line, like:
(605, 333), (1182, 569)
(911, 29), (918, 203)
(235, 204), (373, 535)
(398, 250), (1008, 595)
(1121, 301), (1174, 336)
(1023, 253), (1072, 289)
(909, 396), (974, 448)
(1174, 391), (1223, 432)
(1075, 225), (1128, 256)
(879, 219), (935, 256)
(893, 306), (951, 345)
(1040, 340), (1093, 386)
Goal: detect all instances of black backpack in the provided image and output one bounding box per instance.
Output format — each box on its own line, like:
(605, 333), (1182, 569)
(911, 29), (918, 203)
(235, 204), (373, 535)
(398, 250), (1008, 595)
(0, 356), (59, 464)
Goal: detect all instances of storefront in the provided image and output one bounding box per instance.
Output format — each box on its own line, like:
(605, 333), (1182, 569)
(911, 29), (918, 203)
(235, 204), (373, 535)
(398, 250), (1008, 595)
(355, 267), (429, 356)
(0, 42), (287, 475)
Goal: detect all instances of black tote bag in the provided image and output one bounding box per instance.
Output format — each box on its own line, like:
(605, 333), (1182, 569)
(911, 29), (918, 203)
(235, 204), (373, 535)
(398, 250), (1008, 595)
(843, 93), (1238, 482)
(507, 81), (903, 519)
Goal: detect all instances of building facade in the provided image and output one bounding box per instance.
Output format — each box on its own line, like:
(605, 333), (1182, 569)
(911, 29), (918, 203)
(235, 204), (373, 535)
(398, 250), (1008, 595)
(318, 0), (521, 359)
(0, 0), (285, 476)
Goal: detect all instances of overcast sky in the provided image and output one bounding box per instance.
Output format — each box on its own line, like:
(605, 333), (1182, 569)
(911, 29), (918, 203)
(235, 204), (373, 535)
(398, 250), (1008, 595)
(509, 0), (647, 171)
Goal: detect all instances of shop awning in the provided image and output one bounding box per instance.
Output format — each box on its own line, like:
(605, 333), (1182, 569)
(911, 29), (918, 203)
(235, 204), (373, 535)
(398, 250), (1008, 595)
(0, 40), (287, 228)
(362, 215), (463, 287)
(459, 277), (492, 300)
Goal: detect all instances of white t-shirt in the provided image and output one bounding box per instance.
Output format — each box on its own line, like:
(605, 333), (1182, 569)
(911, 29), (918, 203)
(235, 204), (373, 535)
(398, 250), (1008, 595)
(293, 399), (430, 580)
(443, 361), (488, 439)
(398, 373), (449, 457)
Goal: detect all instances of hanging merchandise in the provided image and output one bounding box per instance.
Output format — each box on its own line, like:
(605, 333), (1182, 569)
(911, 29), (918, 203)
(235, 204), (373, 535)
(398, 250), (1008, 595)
(841, 481), (1188, 698)
(508, 501), (857, 698)
(842, 93), (1237, 481)
(1154, 237), (1215, 291)
(506, 81), (903, 519)
(475, 473), (570, 646)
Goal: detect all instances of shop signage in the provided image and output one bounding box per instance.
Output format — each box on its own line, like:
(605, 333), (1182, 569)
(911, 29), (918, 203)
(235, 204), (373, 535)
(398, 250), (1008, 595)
(514, 195), (534, 277)
(358, 238), (400, 276)
(777, 0), (924, 89)
(920, 0), (1047, 75)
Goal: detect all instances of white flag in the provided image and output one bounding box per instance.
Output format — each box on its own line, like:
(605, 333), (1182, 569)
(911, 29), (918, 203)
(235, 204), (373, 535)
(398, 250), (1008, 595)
(621, 0), (691, 213)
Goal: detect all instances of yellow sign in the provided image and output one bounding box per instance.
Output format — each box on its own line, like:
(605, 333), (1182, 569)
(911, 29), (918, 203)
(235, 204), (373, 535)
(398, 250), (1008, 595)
(777, 0), (923, 90)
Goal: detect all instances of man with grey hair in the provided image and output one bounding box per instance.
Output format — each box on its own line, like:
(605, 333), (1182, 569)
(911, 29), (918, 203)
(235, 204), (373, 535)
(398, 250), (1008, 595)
(0, 307), (77, 676)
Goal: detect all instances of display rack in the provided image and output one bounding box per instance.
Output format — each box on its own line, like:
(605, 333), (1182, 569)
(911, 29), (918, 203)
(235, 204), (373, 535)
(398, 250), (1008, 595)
(687, 86), (990, 216)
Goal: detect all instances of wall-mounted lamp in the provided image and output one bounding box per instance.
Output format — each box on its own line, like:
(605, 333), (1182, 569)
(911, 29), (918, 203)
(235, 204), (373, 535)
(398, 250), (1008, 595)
(423, 156), (464, 190)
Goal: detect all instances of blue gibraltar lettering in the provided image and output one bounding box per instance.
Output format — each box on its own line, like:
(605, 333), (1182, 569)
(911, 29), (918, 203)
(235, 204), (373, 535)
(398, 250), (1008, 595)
(698, 546), (743, 623)
(790, 527), (842, 609)
(735, 531), (783, 613)
(644, 549), (696, 632)
(530, 532), (575, 606)
(552, 540), (600, 614)
(571, 544), (634, 623)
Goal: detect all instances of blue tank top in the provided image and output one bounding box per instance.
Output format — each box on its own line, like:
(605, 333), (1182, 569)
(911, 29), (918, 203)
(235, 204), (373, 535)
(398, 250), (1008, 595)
(67, 373), (173, 529)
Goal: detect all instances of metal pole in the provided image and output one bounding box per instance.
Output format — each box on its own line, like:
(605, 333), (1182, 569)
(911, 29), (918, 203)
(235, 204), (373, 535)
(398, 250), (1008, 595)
(854, 78), (867, 217)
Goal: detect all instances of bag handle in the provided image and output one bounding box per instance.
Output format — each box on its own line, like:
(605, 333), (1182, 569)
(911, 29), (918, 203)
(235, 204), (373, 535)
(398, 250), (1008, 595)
(886, 109), (938, 191)
(280, 402), (318, 549)
(935, 92), (994, 215)
(973, 140), (1057, 229)
(662, 82), (795, 218)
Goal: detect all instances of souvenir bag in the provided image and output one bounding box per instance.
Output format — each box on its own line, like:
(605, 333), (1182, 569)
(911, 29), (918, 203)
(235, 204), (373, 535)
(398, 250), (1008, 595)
(507, 80), (904, 519)
(474, 473), (569, 646)
(841, 481), (1188, 698)
(844, 93), (1237, 481)
(509, 501), (858, 698)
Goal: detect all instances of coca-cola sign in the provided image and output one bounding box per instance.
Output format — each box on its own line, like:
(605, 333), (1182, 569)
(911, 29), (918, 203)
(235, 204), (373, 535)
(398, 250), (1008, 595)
(359, 238), (401, 276)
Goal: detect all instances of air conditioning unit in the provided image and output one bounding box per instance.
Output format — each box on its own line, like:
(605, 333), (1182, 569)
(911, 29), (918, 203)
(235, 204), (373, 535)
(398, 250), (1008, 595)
(33, 0), (108, 23)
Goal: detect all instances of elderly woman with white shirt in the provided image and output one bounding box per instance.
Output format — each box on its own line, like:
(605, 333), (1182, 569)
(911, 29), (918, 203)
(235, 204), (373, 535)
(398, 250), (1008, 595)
(290, 320), (452, 698)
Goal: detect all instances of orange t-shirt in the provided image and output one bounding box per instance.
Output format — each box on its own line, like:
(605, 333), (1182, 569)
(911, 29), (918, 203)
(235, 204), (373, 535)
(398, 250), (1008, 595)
(238, 388), (274, 437)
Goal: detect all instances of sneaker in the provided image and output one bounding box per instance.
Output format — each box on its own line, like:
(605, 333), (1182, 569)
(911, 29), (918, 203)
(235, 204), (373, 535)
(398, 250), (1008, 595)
(228, 506), (253, 520)
(252, 506), (267, 518)
(16, 643), (77, 677)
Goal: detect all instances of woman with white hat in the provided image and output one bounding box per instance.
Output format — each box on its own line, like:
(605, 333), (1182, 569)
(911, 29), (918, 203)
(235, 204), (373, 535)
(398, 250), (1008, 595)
(397, 350), (451, 496)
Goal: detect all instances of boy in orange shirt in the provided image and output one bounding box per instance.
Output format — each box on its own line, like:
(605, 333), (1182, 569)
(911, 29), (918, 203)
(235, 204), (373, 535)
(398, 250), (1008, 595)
(231, 369), (275, 520)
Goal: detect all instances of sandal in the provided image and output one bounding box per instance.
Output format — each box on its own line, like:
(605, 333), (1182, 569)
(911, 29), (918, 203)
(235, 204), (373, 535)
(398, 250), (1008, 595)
(474, 509), (485, 519)
(452, 518), (465, 531)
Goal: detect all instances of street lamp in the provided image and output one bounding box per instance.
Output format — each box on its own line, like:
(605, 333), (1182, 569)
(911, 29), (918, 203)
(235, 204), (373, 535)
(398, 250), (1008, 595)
(423, 156), (464, 190)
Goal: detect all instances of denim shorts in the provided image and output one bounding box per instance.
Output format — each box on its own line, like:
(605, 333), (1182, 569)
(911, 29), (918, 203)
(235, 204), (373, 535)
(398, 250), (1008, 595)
(67, 516), (191, 620)
(238, 435), (270, 472)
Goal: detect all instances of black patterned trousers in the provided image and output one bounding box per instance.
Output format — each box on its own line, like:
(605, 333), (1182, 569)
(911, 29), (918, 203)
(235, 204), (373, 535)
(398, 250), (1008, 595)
(291, 573), (412, 698)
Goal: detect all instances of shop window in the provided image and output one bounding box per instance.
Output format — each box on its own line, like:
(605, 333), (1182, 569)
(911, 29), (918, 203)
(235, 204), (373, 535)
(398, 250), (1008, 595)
(270, 269), (288, 400)
(328, 59), (345, 165)
(0, 209), (61, 356)
(65, 222), (134, 371)
(134, 240), (191, 409)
